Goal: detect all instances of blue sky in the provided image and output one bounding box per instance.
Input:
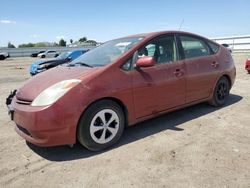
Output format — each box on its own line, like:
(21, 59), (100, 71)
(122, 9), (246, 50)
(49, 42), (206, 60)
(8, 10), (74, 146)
(0, 0), (249, 47)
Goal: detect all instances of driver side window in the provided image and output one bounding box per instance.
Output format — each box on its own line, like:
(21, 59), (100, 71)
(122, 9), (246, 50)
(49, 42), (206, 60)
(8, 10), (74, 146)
(137, 35), (178, 65)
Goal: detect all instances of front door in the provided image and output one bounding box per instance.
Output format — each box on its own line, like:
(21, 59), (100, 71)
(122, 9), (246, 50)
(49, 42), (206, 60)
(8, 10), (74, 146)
(131, 35), (186, 118)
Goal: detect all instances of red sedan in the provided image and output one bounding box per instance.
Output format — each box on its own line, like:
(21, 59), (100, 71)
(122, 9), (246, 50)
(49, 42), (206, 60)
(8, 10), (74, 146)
(8, 31), (236, 151)
(245, 58), (250, 74)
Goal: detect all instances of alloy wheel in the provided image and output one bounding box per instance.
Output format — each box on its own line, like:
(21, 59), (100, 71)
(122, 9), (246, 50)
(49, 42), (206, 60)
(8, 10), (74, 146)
(216, 82), (228, 101)
(90, 109), (120, 144)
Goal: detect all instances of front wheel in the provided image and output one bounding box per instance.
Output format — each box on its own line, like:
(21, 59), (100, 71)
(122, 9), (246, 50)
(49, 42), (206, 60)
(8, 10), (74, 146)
(248, 70), (250, 74)
(77, 100), (125, 151)
(209, 77), (230, 107)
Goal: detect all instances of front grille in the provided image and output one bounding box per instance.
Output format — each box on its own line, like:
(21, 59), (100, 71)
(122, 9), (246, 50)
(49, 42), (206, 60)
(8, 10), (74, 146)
(16, 124), (32, 137)
(16, 98), (32, 105)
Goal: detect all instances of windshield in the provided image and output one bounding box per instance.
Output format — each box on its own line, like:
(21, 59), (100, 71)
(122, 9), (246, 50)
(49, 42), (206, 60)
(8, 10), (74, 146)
(70, 37), (144, 67)
(56, 52), (70, 60)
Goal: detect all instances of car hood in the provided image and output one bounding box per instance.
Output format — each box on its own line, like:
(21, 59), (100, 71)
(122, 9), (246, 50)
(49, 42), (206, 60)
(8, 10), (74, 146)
(32, 59), (58, 65)
(30, 59), (65, 69)
(16, 66), (99, 101)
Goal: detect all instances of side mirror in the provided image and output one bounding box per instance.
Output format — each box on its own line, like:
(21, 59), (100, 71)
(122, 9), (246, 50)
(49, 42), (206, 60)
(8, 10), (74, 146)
(135, 56), (156, 68)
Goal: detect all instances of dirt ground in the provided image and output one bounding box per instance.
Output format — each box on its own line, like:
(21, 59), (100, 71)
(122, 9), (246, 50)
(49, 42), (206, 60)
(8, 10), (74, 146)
(0, 54), (249, 188)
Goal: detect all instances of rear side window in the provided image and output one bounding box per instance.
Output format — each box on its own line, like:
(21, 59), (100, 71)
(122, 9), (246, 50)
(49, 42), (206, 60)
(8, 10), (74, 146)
(208, 41), (220, 53)
(180, 36), (211, 59)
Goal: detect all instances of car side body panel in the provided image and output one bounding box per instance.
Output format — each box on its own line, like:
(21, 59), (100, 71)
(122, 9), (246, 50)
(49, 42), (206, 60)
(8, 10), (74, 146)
(10, 31), (236, 147)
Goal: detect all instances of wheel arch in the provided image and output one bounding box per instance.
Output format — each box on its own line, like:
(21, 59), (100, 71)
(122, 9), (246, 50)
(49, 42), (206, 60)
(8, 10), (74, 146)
(98, 97), (129, 126)
(210, 73), (232, 101)
(221, 74), (232, 88)
(76, 97), (129, 139)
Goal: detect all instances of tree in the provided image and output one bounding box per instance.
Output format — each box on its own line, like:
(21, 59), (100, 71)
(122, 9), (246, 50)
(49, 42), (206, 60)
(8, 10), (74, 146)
(52, 42), (59, 47)
(79, 37), (87, 43)
(59, 38), (66, 46)
(18, 43), (35, 48)
(86, 40), (97, 45)
(8, 42), (16, 48)
(70, 39), (73, 44)
(34, 42), (47, 47)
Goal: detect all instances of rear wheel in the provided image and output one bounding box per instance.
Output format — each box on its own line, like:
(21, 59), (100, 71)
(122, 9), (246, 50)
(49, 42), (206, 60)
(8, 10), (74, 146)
(77, 100), (125, 151)
(209, 77), (230, 107)
(248, 70), (250, 74)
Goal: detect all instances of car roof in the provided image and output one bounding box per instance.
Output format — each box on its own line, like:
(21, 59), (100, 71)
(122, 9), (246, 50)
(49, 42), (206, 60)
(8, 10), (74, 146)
(123, 30), (210, 41)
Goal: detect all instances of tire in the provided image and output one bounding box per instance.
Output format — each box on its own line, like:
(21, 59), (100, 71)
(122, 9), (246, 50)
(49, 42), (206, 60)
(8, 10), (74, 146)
(0, 55), (5, 60)
(248, 70), (250, 74)
(209, 77), (230, 107)
(77, 100), (125, 151)
(41, 55), (45, 58)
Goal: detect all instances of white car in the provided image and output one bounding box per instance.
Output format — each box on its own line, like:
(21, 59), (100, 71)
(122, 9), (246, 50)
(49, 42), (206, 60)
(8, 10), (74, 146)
(0, 52), (10, 60)
(37, 50), (59, 58)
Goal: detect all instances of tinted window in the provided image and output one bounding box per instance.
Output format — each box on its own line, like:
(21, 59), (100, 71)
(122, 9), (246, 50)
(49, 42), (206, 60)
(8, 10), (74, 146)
(208, 41), (219, 53)
(180, 36), (210, 59)
(137, 35), (178, 64)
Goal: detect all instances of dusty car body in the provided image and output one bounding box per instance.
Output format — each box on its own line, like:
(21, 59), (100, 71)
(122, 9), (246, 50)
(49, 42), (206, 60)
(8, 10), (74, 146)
(8, 31), (236, 151)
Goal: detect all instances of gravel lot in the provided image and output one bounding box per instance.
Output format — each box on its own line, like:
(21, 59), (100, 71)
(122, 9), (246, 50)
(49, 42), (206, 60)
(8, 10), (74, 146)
(0, 54), (249, 188)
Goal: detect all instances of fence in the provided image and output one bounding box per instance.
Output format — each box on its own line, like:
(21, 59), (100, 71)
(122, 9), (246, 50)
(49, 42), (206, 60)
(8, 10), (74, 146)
(211, 35), (250, 52)
(1, 35), (250, 57)
(0, 45), (96, 57)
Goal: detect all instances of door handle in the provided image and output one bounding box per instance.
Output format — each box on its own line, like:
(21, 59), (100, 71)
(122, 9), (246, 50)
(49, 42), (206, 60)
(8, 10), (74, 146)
(211, 61), (219, 68)
(174, 69), (183, 77)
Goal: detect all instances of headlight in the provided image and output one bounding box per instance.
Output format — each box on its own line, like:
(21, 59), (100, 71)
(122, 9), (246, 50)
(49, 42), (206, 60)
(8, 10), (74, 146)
(31, 79), (81, 106)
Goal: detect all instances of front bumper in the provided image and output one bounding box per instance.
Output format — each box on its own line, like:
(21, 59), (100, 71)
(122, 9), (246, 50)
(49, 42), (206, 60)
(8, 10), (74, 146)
(11, 97), (78, 147)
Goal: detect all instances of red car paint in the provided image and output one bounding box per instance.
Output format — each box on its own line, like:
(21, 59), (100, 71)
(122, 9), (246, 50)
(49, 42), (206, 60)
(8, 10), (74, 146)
(11, 31), (236, 147)
(245, 58), (250, 73)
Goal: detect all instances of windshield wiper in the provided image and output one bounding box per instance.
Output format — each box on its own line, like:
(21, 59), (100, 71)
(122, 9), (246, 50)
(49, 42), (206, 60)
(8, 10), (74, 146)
(71, 62), (93, 68)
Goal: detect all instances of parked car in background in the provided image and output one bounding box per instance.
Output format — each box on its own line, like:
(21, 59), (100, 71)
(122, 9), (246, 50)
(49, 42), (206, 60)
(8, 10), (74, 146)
(29, 50), (88, 75)
(7, 31), (236, 151)
(0, 51), (10, 60)
(222, 44), (232, 53)
(245, 58), (250, 74)
(37, 50), (59, 58)
(30, 50), (45, 57)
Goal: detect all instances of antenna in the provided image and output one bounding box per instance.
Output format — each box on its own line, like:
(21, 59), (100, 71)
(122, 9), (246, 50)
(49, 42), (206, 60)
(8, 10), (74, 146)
(179, 19), (184, 31)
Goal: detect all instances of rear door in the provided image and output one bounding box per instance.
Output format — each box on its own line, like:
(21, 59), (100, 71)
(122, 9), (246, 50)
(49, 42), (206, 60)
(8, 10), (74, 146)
(130, 35), (186, 118)
(178, 35), (220, 103)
